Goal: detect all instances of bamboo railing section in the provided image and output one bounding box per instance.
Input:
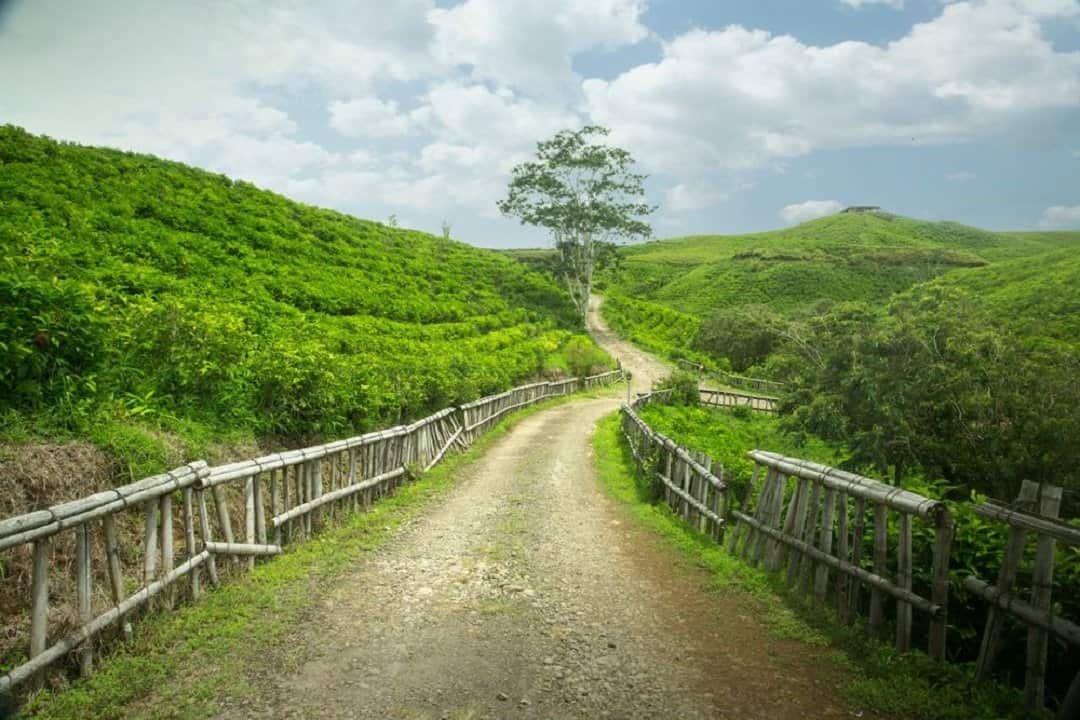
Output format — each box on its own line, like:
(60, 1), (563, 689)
(726, 451), (954, 660)
(965, 479), (1080, 712)
(620, 392), (728, 542)
(676, 358), (786, 395)
(698, 388), (778, 413)
(0, 368), (624, 694)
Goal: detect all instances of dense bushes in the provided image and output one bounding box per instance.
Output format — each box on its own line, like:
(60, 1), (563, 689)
(0, 125), (598, 476)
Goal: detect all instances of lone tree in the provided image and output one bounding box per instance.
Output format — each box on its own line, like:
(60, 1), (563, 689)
(498, 126), (655, 325)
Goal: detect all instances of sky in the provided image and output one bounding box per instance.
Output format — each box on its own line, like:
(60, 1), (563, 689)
(1, 0), (1078, 248)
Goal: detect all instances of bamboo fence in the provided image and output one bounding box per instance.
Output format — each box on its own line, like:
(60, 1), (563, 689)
(965, 479), (1080, 711)
(0, 368), (624, 694)
(727, 451), (954, 659)
(676, 358), (785, 395)
(698, 388), (778, 413)
(620, 392), (728, 542)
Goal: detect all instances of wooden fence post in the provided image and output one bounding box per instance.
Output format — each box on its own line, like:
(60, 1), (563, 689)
(928, 509), (953, 661)
(896, 513), (913, 652)
(814, 487), (837, 601)
(183, 487), (201, 601)
(975, 480), (1039, 677)
(1024, 484), (1062, 710)
(161, 493), (175, 608)
(868, 503), (888, 638)
(76, 523), (93, 676)
(30, 539), (49, 661)
(102, 514), (133, 639)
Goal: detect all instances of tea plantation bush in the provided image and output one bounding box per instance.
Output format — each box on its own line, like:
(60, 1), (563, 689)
(0, 125), (605, 476)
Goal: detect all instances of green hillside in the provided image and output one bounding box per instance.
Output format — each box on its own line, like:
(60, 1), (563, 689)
(599, 211), (1080, 370)
(0, 125), (602, 478)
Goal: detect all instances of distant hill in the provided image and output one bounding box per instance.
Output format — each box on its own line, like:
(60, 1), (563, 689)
(597, 212), (1080, 370)
(894, 245), (1080, 349)
(0, 125), (594, 478)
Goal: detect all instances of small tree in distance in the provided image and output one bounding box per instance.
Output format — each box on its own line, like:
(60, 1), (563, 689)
(498, 126), (655, 325)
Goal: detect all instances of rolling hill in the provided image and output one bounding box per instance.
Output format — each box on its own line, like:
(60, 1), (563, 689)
(598, 211), (1080, 370)
(0, 125), (604, 479)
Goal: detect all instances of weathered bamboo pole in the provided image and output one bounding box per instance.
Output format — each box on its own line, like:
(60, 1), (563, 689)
(896, 513), (913, 652)
(30, 539), (48, 661)
(182, 487), (200, 601)
(848, 498), (866, 622)
(76, 523), (93, 676)
(203, 541), (282, 557)
(962, 577), (1080, 646)
(785, 479), (811, 585)
(196, 490), (220, 587)
(254, 472), (267, 545)
(798, 482), (822, 593)
(244, 476), (256, 571)
(271, 468), (283, 546)
(814, 486), (837, 601)
(1025, 485), (1062, 710)
(928, 510), (953, 661)
(975, 480), (1039, 677)
(868, 503), (888, 638)
(160, 493), (175, 609)
(101, 514), (132, 639)
(733, 511), (940, 615)
(143, 500), (159, 584)
(0, 551), (211, 693)
(835, 491), (850, 617)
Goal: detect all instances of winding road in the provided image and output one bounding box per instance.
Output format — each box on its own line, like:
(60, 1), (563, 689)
(205, 297), (847, 719)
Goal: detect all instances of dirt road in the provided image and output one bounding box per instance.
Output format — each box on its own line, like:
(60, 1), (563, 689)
(213, 297), (846, 719)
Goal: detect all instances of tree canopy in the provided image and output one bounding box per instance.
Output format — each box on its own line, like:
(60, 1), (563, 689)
(498, 126), (654, 323)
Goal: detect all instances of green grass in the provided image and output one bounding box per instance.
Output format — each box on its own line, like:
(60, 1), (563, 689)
(637, 403), (844, 499)
(592, 412), (1043, 720)
(0, 125), (603, 480)
(18, 390), (610, 720)
(597, 211), (1080, 370)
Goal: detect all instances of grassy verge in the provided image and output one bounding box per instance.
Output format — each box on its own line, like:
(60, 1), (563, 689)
(18, 388), (620, 720)
(591, 412), (1041, 720)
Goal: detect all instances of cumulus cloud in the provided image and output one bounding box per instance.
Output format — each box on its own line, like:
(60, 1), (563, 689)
(329, 97), (418, 138)
(780, 200), (845, 225)
(1039, 204), (1080, 229)
(429, 0), (647, 98)
(585, 0), (1080, 174)
(1, 0), (1077, 239)
(665, 183), (729, 212)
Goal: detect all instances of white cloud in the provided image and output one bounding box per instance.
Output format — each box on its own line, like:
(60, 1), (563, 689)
(665, 183), (729, 212)
(946, 171), (977, 181)
(841, 0), (905, 8)
(780, 200), (845, 225)
(584, 0), (1080, 174)
(429, 0), (647, 98)
(329, 97), (418, 138)
(1039, 204), (1080, 229)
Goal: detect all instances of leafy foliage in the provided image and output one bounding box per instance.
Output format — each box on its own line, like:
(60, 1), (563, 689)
(599, 211), (1080, 370)
(639, 402), (1079, 709)
(499, 126), (654, 323)
(0, 125), (599, 475)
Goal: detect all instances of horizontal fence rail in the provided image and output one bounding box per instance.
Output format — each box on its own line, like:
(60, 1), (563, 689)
(698, 388), (778, 413)
(0, 368), (624, 694)
(676, 358), (785, 395)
